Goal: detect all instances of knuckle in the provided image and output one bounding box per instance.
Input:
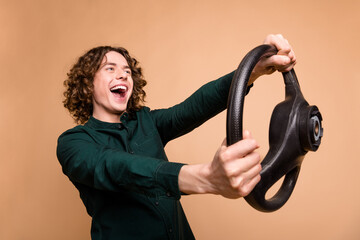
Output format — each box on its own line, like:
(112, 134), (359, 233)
(231, 176), (243, 189)
(254, 174), (261, 185)
(248, 153), (260, 165)
(239, 175), (262, 197)
(253, 152), (261, 162)
(239, 186), (250, 197)
(224, 167), (235, 178)
(282, 57), (291, 65)
(230, 179), (238, 189)
(264, 34), (275, 43)
(268, 33), (276, 39)
(256, 163), (262, 173)
(257, 174), (262, 182)
(220, 150), (231, 163)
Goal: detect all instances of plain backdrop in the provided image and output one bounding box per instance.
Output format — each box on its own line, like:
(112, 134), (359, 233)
(1, 0), (359, 239)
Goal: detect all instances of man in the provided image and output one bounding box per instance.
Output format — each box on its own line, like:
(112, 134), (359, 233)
(57, 34), (296, 239)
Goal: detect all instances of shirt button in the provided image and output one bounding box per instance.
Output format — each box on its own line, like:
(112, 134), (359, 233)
(169, 228), (173, 233)
(166, 192), (171, 197)
(129, 151), (134, 154)
(155, 201), (159, 206)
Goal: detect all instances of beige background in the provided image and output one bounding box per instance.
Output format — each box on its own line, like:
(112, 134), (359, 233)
(1, 0), (359, 239)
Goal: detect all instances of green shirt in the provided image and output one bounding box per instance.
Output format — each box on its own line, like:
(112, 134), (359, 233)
(57, 71), (247, 239)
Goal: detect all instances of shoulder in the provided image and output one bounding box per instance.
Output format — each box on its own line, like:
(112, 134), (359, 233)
(138, 106), (151, 114)
(57, 124), (92, 144)
(134, 106), (155, 119)
(133, 106), (169, 129)
(58, 124), (86, 136)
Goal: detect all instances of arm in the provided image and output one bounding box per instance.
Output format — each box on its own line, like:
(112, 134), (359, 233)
(151, 71), (253, 145)
(57, 128), (184, 198)
(179, 34), (296, 198)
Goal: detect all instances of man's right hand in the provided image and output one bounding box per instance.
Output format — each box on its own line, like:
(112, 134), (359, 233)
(179, 130), (262, 199)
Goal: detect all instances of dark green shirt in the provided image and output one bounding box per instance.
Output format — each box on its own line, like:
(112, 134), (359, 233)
(57, 71), (246, 239)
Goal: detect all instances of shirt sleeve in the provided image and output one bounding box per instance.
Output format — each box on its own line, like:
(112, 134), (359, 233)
(151, 71), (252, 145)
(56, 128), (185, 199)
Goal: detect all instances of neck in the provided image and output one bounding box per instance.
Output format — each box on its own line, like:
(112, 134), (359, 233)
(92, 110), (123, 123)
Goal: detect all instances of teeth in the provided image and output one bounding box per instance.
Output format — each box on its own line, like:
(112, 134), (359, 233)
(110, 85), (127, 91)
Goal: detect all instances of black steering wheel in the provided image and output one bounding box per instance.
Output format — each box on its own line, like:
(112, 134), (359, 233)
(226, 44), (323, 212)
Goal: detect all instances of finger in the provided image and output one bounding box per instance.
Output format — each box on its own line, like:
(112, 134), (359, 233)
(268, 55), (292, 67)
(285, 48), (296, 65)
(274, 34), (291, 55)
(288, 49), (296, 63)
(282, 38), (296, 62)
(242, 174), (261, 197)
(278, 62), (296, 72)
(244, 162), (262, 180)
(264, 34), (291, 55)
(230, 163), (261, 189)
(227, 151), (261, 175)
(261, 54), (296, 72)
(226, 138), (259, 159)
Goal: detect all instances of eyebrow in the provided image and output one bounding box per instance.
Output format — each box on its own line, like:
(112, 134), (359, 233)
(101, 62), (131, 70)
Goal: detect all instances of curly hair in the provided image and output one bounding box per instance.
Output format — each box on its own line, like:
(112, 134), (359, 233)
(63, 46), (147, 124)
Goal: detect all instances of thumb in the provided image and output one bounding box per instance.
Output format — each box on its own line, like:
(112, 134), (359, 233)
(243, 130), (253, 139)
(243, 130), (260, 149)
(243, 130), (252, 139)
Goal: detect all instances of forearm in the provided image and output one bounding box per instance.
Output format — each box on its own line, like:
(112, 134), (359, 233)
(152, 71), (254, 144)
(57, 131), (184, 197)
(178, 163), (217, 195)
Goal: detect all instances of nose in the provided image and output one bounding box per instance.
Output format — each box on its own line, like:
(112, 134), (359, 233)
(116, 71), (127, 80)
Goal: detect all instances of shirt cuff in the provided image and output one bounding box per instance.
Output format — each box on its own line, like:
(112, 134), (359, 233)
(155, 161), (186, 200)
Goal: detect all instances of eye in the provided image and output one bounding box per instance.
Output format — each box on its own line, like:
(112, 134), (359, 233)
(106, 67), (115, 71)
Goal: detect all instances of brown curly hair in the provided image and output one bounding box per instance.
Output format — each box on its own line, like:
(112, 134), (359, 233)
(63, 46), (147, 124)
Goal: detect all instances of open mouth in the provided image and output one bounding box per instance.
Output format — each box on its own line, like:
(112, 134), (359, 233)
(110, 85), (128, 98)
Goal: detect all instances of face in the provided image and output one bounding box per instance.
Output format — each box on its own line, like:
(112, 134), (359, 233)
(92, 51), (133, 123)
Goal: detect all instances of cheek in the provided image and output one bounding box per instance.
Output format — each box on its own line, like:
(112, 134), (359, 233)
(92, 73), (110, 97)
(129, 79), (134, 96)
(92, 83), (99, 99)
(92, 81), (107, 103)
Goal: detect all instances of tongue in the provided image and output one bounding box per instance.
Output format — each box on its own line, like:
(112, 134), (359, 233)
(111, 90), (125, 98)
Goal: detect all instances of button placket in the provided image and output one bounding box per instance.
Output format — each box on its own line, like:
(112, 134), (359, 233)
(121, 123), (134, 154)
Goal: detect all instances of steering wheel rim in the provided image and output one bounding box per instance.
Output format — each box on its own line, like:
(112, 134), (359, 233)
(226, 44), (277, 146)
(226, 44), (323, 212)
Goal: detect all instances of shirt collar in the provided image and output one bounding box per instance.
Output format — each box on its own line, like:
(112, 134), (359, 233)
(85, 116), (122, 129)
(85, 112), (137, 129)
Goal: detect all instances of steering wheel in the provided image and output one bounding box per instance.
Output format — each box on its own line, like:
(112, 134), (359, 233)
(226, 44), (323, 212)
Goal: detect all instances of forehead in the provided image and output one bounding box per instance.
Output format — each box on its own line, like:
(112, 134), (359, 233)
(101, 51), (129, 66)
